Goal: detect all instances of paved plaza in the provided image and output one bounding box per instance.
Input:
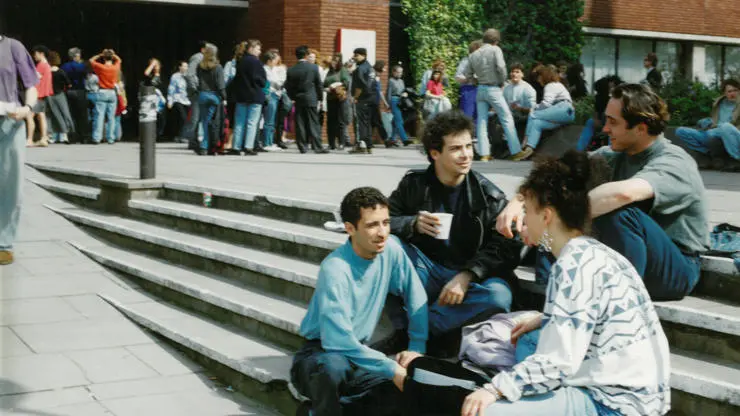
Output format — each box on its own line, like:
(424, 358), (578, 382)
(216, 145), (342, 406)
(1, 142), (739, 415)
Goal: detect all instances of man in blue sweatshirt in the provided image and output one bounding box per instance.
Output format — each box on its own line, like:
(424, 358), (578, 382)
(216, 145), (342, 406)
(291, 187), (429, 416)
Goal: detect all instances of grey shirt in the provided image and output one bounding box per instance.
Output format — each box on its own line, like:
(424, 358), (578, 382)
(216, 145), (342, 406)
(592, 138), (710, 253)
(387, 77), (405, 98)
(465, 44), (507, 87)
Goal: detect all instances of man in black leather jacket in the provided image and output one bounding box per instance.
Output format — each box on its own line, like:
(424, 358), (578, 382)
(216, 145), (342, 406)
(378, 110), (523, 354)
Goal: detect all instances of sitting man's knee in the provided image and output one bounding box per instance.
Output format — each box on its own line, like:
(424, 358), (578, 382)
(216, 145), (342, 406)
(311, 354), (352, 387)
(480, 279), (513, 312)
(593, 206), (642, 231)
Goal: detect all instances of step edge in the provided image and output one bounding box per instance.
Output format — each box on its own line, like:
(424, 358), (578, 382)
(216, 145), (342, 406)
(27, 162), (131, 180)
(30, 179), (100, 200)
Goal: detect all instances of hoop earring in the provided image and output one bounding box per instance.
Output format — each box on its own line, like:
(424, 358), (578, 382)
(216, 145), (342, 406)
(538, 229), (553, 253)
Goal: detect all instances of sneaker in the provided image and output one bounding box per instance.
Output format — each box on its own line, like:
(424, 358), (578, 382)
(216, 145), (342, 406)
(37, 137), (49, 147)
(60, 133), (69, 144)
(0, 250), (14, 265)
(370, 330), (409, 355)
(243, 149), (258, 156)
(510, 147), (533, 161)
(349, 145), (369, 154)
(385, 140), (401, 148)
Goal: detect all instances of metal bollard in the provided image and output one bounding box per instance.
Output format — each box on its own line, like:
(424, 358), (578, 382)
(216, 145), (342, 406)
(139, 85), (157, 179)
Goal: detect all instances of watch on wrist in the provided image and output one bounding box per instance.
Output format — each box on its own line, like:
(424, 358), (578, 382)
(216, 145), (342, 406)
(483, 383), (503, 399)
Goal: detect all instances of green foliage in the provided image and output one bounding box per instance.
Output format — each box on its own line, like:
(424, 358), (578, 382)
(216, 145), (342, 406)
(573, 95), (595, 125)
(661, 74), (719, 126)
(484, 0), (585, 65)
(401, 0), (487, 105)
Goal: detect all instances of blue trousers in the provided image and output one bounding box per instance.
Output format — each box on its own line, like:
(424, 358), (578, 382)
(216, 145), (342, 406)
(0, 117), (26, 250)
(477, 85), (519, 157)
(576, 118), (598, 151)
(459, 84), (478, 124)
(388, 241), (513, 336)
(525, 101), (575, 149)
(290, 340), (403, 416)
(91, 89), (117, 143)
(232, 102), (263, 151)
(198, 92), (221, 151)
(676, 121), (740, 160)
(262, 92), (280, 147)
(535, 207), (701, 301)
(389, 96), (409, 142)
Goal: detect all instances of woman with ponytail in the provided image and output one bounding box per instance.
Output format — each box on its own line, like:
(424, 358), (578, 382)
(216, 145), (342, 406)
(461, 150), (671, 416)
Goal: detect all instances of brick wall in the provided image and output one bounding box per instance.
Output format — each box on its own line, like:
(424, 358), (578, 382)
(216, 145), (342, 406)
(242, 0), (285, 53)
(583, 0), (740, 39)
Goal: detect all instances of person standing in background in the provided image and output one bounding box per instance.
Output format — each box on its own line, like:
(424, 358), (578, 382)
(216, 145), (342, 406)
(642, 52), (663, 92)
(286, 45), (328, 154)
(351, 48), (377, 154)
(196, 44), (226, 155)
(386, 64), (411, 146)
(0, 35), (39, 265)
(262, 50), (286, 152)
(184, 41), (207, 147)
(455, 40), (482, 127)
(46, 51), (75, 144)
(26, 45), (52, 147)
(60, 47), (89, 143)
(89, 48), (121, 144)
(231, 39), (266, 156)
(167, 61), (191, 142)
(324, 53), (352, 150)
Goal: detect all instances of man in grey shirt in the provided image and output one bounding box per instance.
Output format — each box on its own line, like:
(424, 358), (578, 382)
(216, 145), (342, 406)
(497, 83), (709, 301)
(465, 29), (521, 161)
(183, 41), (209, 147)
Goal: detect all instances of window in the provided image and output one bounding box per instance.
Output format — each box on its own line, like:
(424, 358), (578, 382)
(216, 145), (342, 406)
(656, 41), (681, 83)
(705, 44), (723, 87)
(725, 46), (740, 80)
(581, 36), (617, 92)
(617, 39), (654, 84)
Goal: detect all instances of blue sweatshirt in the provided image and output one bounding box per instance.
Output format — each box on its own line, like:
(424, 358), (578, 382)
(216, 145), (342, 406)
(299, 235), (428, 379)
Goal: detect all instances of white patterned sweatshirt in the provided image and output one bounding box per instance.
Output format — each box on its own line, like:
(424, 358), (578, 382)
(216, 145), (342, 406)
(492, 236), (671, 416)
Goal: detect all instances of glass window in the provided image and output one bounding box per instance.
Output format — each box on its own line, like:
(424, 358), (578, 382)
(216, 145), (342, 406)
(580, 36), (617, 93)
(705, 44), (723, 87)
(656, 41), (681, 83)
(617, 38), (654, 83)
(724, 46), (740, 80)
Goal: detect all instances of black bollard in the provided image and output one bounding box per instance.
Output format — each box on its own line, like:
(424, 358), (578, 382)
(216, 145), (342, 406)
(139, 85), (157, 179)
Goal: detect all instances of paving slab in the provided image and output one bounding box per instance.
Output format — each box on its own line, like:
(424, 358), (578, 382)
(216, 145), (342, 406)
(0, 387), (94, 412)
(0, 273), (133, 300)
(0, 297), (84, 325)
(0, 327), (33, 358)
(87, 373), (213, 401)
(0, 354), (89, 395)
(101, 390), (280, 416)
(65, 347), (160, 384)
(124, 343), (203, 376)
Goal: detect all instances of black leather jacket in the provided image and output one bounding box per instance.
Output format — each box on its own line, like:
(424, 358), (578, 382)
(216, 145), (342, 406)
(389, 167), (523, 283)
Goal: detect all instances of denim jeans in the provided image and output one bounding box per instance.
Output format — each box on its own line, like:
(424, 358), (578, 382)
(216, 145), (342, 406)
(0, 117), (26, 250)
(476, 85), (518, 157)
(262, 93), (280, 147)
(676, 121), (740, 160)
(387, 241), (513, 336)
(389, 96), (409, 142)
(92, 89), (117, 143)
(535, 206), (702, 301)
(290, 340), (403, 416)
(198, 91), (221, 151)
(459, 84), (478, 123)
(232, 103), (263, 151)
(525, 101), (575, 149)
(576, 118), (597, 151)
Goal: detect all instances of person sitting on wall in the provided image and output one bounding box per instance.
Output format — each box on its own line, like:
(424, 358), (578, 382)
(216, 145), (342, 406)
(675, 78), (740, 172)
(576, 74), (623, 151)
(501, 63), (537, 149)
(291, 186), (428, 416)
(512, 65), (575, 161)
(375, 110), (523, 357)
(497, 83), (710, 302)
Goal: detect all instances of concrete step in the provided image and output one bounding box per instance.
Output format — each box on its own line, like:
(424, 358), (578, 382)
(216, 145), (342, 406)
(99, 295), (299, 416)
(161, 182), (336, 228)
(73, 241), (307, 350)
(670, 349), (740, 415)
(27, 162), (129, 188)
(695, 256), (740, 306)
(28, 178), (100, 207)
(48, 205), (320, 304)
(127, 198), (345, 264)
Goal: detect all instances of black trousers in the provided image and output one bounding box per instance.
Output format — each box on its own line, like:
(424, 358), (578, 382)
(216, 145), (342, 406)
(295, 104), (323, 153)
(356, 101), (374, 148)
(327, 99), (351, 149)
(371, 102), (389, 142)
(66, 89), (89, 143)
(169, 103), (188, 140)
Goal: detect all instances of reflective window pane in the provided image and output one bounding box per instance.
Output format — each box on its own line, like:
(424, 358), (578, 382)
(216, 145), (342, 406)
(656, 41), (681, 83)
(705, 44), (723, 87)
(581, 36), (617, 93)
(724, 46), (740, 80)
(617, 39), (654, 83)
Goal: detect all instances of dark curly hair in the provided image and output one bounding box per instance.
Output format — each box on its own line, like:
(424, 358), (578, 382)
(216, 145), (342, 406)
(421, 110), (474, 163)
(610, 83), (670, 136)
(340, 187), (389, 227)
(519, 150), (611, 233)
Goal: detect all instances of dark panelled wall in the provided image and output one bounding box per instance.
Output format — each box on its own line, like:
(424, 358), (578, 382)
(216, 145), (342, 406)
(0, 0), (248, 139)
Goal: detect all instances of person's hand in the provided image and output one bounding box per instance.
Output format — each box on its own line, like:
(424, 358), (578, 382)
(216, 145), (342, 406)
(7, 105), (31, 121)
(461, 388), (498, 416)
(401, 92), (408, 97)
(511, 313), (542, 344)
(520, 225), (535, 246)
(510, 103), (520, 111)
(438, 271), (473, 306)
(495, 196), (525, 239)
(414, 211), (440, 237)
(167, 102), (173, 110)
(395, 351), (422, 368)
(392, 365), (407, 392)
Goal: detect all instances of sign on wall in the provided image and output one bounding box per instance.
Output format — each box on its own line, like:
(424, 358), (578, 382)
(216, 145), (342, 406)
(336, 29), (376, 65)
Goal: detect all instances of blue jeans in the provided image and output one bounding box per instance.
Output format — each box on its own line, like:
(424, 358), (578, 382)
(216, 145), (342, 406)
(291, 340), (402, 416)
(577, 118), (597, 151)
(676, 121), (740, 160)
(388, 241), (513, 336)
(91, 89), (117, 143)
(525, 102), (575, 149)
(389, 96), (409, 142)
(198, 91), (221, 151)
(262, 93), (280, 147)
(477, 85), (518, 157)
(232, 103), (263, 151)
(114, 115), (122, 141)
(0, 117), (26, 250)
(535, 206), (702, 301)
(459, 84), (478, 123)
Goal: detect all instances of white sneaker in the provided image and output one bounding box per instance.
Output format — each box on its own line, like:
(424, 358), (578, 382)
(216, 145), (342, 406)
(269, 144), (283, 151)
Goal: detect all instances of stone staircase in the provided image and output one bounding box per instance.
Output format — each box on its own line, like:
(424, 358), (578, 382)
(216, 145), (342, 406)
(27, 162), (740, 416)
